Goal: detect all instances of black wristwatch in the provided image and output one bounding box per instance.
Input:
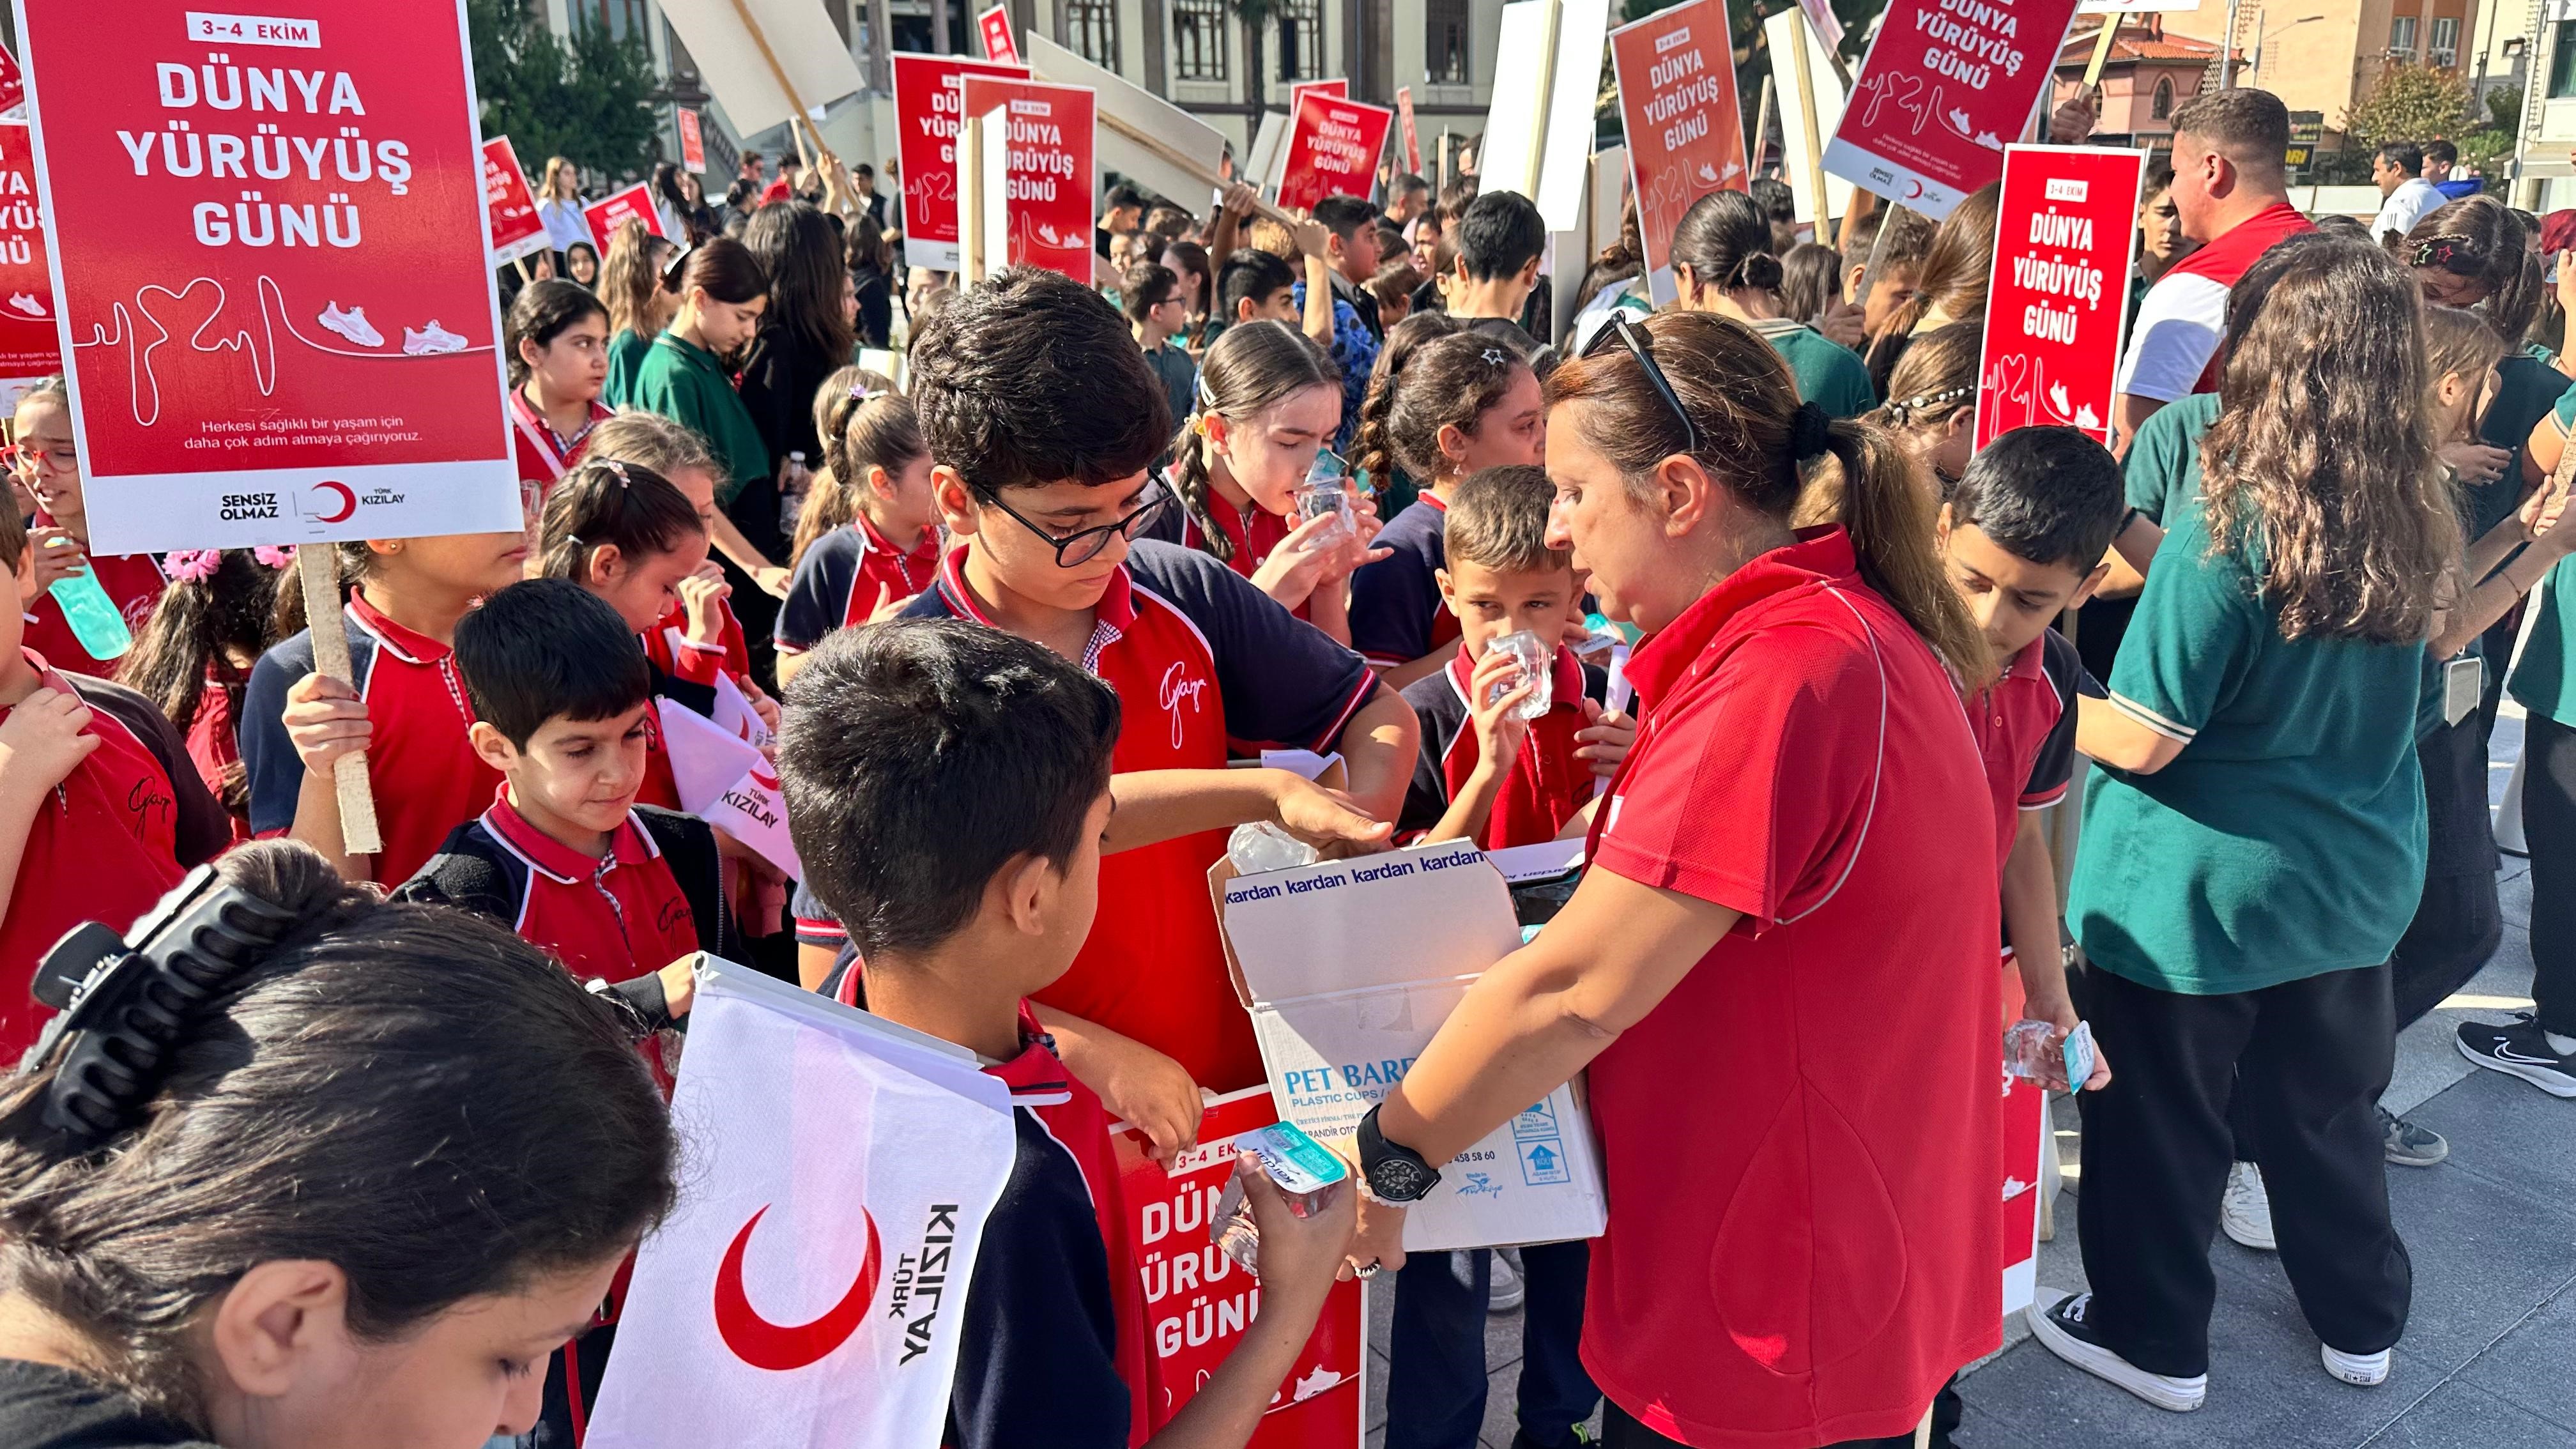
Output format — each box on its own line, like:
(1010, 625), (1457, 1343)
(1355, 1104), (1441, 1203)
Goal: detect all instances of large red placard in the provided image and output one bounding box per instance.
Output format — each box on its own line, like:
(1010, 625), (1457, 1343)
(1277, 91), (1393, 215)
(1974, 144), (2143, 452)
(961, 75), (1096, 284)
(1609, 0), (1747, 305)
(1821, 0), (2083, 220)
(894, 50), (1031, 271)
(17, 0), (519, 552)
(583, 180), (663, 254)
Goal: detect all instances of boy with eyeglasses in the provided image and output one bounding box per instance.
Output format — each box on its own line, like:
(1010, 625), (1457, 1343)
(894, 264), (1420, 1124)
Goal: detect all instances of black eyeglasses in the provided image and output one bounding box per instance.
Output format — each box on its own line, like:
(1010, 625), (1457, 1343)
(987, 479), (1172, 567)
(1581, 313), (1701, 457)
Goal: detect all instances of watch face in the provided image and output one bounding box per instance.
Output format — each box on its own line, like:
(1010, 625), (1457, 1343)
(1367, 1155), (1439, 1203)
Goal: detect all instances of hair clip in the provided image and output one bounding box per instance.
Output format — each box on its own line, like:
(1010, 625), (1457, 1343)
(162, 549), (223, 583)
(1481, 347), (1507, 367)
(252, 544), (296, 569)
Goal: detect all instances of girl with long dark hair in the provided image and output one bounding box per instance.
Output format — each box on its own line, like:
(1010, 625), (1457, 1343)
(118, 546), (288, 838)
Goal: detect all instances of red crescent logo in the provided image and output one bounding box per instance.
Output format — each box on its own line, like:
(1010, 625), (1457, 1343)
(311, 480), (356, 524)
(712, 1204), (880, 1371)
(749, 760), (781, 792)
(1904, 179), (1926, 201)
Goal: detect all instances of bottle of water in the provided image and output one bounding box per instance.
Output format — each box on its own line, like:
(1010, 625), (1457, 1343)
(45, 539), (131, 662)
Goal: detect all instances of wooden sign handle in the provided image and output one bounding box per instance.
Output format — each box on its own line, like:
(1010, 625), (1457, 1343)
(295, 547), (381, 857)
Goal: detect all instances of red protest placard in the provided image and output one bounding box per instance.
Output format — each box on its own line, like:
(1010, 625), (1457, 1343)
(17, 0), (520, 553)
(584, 181), (664, 253)
(0, 123), (56, 396)
(1395, 87), (1422, 176)
(481, 135), (548, 266)
(1278, 91), (1394, 215)
(977, 3), (1020, 63)
(676, 107), (706, 173)
(1973, 144), (2142, 451)
(960, 75), (1096, 284)
(0, 43), (23, 115)
(1114, 1087), (1365, 1449)
(894, 50), (1030, 270)
(1609, 0), (1747, 306)
(1289, 77), (1347, 113)
(1822, 0), (2083, 220)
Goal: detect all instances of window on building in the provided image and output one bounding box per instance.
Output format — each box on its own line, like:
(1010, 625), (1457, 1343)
(1068, 0), (1119, 70)
(2431, 16), (2458, 66)
(1173, 0), (1227, 80)
(1277, 0), (1322, 81)
(2389, 15), (2418, 59)
(2151, 77), (2174, 120)
(2556, 20), (2576, 98)
(1427, 0), (1471, 85)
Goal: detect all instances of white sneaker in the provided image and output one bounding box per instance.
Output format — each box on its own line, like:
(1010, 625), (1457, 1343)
(402, 319), (467, 355)
(2221, 1162), (2276, 1252)
(319, 302), (382, 347)
(2322, 1344), (2391, 1386)
(6, 292), (43, 318)
(2026, 1292), (2208, 1413)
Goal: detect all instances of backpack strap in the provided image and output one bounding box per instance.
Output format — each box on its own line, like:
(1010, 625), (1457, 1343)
(634, 806), (738, 962)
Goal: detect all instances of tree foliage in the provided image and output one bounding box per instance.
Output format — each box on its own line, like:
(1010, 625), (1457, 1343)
(468, 0), (662, 185)
(2342, 63), (2473, 148)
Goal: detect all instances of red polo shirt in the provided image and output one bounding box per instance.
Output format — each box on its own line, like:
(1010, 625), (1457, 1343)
(467, 789), (702, 986)
(1397, 641), (1600, 849)
(774, 516), (942, 658)
(1966, 629), (2083, 880)
(509, 390), (611, 495)
(1179, 497), (1294, 583)
(241, 594), (503, 887)
(645, 599), (752, 688)
(20, 535), (165, 677)
(1581, 528), (2002, 1447)
(903, 540), (1379, 1092)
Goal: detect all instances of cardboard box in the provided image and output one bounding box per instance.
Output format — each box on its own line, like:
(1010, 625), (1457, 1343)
(1211, 839), (1608, 1252)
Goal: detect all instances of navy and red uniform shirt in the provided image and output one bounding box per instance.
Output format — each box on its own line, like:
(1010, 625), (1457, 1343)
(1399, 642), (1606, 850)
(645, 597), (753, 690)
(882, 540), (1379, 1092)
(1347, 492), (1459, 669)
(241, 594), (503, 886)
(774, 516), (941, 658)
(509, 390), (611, 496)
(21, 533), (165, 677)
(0, 653), (227, 1057)
(398, 790), (706, 986)
(1967, 629), (2085, 880)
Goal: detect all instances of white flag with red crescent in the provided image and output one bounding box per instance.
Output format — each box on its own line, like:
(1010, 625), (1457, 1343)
(586, 959), (1017, 1448)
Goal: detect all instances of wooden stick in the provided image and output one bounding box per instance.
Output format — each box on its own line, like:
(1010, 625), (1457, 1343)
(1096, 108), (1298, 226)
(2082, 16), (2122, 89)
(1913, 1402), (1935, 1449)
(1836, 188), (1874, 254)
(958, 109), (990, 283)
(510, 254), (530, 284)
(1751, 73), (1774, 180)
(295, 547), (381, 857)
(1786, 8), (1832, 242)
(723, 0), (815, 160)
(1850, 199), (1902, 311)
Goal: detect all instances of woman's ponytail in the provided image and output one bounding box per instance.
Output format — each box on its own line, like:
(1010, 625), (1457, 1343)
(1814, 417), (1993, 690)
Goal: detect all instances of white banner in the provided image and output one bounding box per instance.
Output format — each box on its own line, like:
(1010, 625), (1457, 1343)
(587, 960), (1018, 1448)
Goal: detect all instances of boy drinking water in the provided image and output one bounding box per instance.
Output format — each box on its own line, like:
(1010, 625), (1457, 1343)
(779, 619), (1354, 1449)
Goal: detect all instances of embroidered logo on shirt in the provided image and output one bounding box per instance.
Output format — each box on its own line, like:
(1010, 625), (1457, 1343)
(1158, 662), (1209, 749)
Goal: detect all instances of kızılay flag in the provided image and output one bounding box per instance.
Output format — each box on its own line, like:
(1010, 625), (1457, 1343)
(585, 180), (664, 253)
(1821, 0), (2083, 220)
(586, 959), (1018, 1449)
(1276, 91), (1394, 215)
(894, 51), (1031, 270)
(1972, 144), (2142, 452)
(481, 135), (548, 265)
(1609, 0), (1746, 305)
(657, 698), (801, 879)
(0, 123), (59, 394)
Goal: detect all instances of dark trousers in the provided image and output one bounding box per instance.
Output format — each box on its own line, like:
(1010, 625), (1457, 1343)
(1386, 1241), (1597, 1449)
(1602, 1391), (1958, 1449)
(2389, 712), (2503, 1031)
(2074, 964), (2411, 1378)
(2518, 712), (2576, 1036)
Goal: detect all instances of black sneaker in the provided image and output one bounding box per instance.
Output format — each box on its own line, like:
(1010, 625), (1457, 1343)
(2025, 1291), (2207, 1412)
(2378, 1106), (2448, 1167)
(2456, 1014), (2576, 1098)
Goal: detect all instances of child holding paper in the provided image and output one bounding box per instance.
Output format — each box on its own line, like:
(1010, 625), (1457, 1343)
(779, 617), (1356, 1449)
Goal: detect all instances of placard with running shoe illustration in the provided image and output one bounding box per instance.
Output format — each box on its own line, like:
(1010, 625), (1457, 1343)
(13, 0), (521, 553)
(0, 123), (59, 402)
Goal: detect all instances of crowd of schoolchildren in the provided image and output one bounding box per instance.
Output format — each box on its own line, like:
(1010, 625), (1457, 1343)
(1, 79), (2572, 1449)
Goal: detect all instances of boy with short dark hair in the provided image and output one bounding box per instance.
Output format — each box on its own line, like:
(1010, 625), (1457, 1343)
(1390, 463), (1624, 1449)
(399, 578), (733, 992)
(1448, 191), (1547, 349)
(1936, 425), (2123, 1058)
(0, 505), (227, 1057)
(895, 264), (1419, 1114)
(1218, 247), (1299, 327)
(780, 618), (1354, 1449)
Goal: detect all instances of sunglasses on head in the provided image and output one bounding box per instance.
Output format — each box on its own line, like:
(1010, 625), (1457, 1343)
(1580, 313), (1701, 457)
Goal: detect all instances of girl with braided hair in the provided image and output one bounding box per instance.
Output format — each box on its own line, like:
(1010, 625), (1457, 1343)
(1863, 321), (1983, 502)
(1667, 190), (1878, 418)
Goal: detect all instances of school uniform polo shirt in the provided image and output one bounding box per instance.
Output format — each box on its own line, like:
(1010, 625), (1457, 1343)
(1579, 528), (2001, 1448)
(0, 656), (228, 1057)
(20, 534), (165, 677)
(418, 790), (701, 985)
(241, 594), (503, 887)
(2070, 503), (2427, 996)
(903, 539), (1379, 1092)
(2510, 385), (2576, 728)
(1347, 491), (1459, 669)
(643, 599), (752, 691)
(508, 392), (611, 496)
(1397, 643), (1604, 849)
(774, 517), (940, 659)
(602, 328), (653, 411)
(1748, 318), (1876, 419)
(627, 332), (770, 505)
(1966, 630), (2084, 880)
(1177, 495), (1294, 585)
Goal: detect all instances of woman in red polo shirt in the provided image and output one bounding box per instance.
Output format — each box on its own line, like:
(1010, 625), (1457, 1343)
(1356, 312), (2005, 1449)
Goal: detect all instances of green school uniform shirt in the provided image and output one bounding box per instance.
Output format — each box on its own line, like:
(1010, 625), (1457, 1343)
(1749, 318), (1876, 419)
(2067, 500), (2428, 996)
(2474, 354), (2572, 539)
(627, 332), (769, 506)
(2508, 386), (2576, 726)
(602, 328), (653, 411)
